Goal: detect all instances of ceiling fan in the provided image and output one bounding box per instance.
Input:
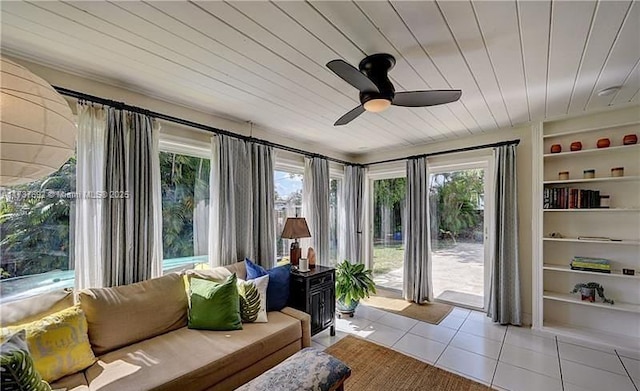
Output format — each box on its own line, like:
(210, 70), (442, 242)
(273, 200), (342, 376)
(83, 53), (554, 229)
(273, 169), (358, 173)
(326, 53), (462, 126)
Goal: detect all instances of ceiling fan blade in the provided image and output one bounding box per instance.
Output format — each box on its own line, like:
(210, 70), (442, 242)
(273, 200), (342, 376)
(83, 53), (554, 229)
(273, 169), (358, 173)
(327, 60), (379, 93)
(334, 105), (365, 126)
(392, 90), (462, 107)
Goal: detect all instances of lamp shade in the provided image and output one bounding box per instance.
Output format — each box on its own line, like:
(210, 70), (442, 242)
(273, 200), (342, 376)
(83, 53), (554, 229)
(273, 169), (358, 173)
(1, 57), (76, 186)
(281, 217), (311, 239)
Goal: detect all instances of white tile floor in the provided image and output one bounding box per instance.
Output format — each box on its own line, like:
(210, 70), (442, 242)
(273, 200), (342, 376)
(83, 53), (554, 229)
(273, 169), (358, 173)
(312, 303), (639, 391)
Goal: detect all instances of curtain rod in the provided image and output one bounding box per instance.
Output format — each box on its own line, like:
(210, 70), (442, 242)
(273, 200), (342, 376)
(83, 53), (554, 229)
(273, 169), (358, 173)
(54, 86), (361, 167)
(366, 139), (520, 166)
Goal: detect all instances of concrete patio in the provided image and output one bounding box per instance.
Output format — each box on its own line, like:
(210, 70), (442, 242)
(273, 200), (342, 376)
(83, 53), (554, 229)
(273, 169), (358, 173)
(373, 242), (485, 309)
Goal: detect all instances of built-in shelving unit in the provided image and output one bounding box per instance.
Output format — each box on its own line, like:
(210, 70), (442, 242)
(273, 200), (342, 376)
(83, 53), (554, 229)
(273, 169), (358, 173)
(534, 109), (640, 350)
(543, 291), (639, 313)
(543, 208), (640, 212)
(542, 237), (640, 245)
(543, 264), (640, 280)
(543, 175), (640, 185)
(543, 143), (640, 158)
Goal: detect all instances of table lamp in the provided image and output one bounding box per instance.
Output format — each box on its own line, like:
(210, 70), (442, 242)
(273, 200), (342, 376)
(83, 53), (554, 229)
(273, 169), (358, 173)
(281, 217), (311, 266)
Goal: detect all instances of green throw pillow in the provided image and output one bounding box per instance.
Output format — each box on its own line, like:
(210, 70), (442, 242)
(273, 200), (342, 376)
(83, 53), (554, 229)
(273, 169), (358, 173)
(0, 330), (52, 391)
(188, 274), (242, 331)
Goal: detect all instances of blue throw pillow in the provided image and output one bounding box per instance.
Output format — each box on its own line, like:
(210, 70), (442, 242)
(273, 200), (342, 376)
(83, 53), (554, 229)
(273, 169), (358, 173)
(245, 259), (291, 311)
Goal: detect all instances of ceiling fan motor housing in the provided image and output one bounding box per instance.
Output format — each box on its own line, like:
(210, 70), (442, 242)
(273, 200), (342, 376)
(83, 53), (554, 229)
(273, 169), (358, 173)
(359, 53), (396, 105)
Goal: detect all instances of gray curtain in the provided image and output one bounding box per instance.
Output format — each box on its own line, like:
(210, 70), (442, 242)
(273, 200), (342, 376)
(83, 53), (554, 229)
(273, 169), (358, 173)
(252, 143), (275, 267)
(488, 144), (521, 325)
(339, 165), (365, 263)
(192, 159), (209, 256)
(303, 157), (330, 266)
(103, 109), (158, 286)
(403, 157), (432, 304)
(211, 135), (274, 267)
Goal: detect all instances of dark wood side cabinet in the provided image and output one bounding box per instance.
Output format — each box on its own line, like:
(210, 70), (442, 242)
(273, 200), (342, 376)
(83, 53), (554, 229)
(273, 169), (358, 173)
(289, 265), (336, 336)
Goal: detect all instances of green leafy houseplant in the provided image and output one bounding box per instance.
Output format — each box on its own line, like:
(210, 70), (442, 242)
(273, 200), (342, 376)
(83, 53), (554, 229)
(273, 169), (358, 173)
(335, 260), (376, 315)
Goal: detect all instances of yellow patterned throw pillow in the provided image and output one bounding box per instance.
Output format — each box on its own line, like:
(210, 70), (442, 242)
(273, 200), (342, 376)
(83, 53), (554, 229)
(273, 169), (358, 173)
(2, 305), (96, 383)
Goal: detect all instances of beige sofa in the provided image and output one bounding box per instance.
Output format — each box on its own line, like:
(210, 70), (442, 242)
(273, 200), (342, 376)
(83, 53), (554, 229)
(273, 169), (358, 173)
(1, 262), (311, 391)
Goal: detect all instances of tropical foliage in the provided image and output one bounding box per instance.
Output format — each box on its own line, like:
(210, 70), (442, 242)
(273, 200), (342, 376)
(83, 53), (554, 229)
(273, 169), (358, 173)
(335, 260), (376, 306)
(0, 158), (76, 279)
(429, 169), (484, 243)
(0, 152), (209, 280)
(373, 178), (405, 240)
(159, 152), (210, 260)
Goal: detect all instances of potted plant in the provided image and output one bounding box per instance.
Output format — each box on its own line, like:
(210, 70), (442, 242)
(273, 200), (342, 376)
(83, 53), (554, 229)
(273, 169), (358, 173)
(335, 260), (376, 317)
(571, 282), (614, 304)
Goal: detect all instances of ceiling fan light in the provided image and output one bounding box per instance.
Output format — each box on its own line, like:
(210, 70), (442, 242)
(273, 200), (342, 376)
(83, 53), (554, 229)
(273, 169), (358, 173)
(363, 98), (391, 113)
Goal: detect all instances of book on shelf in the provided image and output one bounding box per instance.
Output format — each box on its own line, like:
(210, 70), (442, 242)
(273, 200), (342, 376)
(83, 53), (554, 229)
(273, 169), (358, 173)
(571, 262), (611, 271)
(543, 187), (600, 209)
(570, 266), (612, 273)
(577, 236), (621, 241)
(572, 256), (610, 264)
(570, 256), (611, 273)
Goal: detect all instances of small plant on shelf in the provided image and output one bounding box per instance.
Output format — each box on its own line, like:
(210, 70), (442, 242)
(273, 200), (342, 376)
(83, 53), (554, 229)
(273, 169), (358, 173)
(571, 282), (614, 305)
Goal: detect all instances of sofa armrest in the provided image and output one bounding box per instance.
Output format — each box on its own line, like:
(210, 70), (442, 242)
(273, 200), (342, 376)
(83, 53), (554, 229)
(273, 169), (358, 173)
(279, 307), (311, 348)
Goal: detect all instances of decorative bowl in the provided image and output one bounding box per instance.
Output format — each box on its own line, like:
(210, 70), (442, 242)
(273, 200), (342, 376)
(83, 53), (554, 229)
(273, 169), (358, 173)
(596, 138), (610, 148)
(570, 141), (582, 151)
(550, 144), (562, 153)
(623, 134), (637, 145)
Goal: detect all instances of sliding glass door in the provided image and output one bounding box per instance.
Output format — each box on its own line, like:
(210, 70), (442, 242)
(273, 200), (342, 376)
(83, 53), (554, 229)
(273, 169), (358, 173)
(429, 160), (491, 309)
(371, 177), (406, 291)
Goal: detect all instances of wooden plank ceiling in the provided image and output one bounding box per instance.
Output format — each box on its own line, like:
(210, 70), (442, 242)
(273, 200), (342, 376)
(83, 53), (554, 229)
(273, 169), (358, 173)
(2, 1), (638, 156)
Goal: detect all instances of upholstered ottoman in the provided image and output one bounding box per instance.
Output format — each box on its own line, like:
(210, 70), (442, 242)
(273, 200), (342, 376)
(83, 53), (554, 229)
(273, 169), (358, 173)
(235, 347), (351, 391)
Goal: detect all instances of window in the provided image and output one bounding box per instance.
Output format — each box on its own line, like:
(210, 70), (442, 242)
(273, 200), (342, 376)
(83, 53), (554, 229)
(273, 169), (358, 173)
(160, 151), (210, 271)
(328, 178), (341, 265)
(274, 170), (303, 261)
(0, 157), (76, 301)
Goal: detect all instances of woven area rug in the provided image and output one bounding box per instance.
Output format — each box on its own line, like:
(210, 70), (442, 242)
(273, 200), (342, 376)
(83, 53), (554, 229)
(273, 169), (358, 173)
(362, 288), (452, 325)
(325, 335), (489, 391)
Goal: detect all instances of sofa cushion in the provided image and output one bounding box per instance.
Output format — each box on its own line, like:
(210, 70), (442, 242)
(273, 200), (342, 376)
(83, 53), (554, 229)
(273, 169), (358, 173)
(245, 259), (291, 311)
(0, 289), (74, 327)
(49, 371), (90, 391)
(84, 311), (302, 391)
(188, 275), (242, 331)
(78, 273), (187, 355)
(0, 330), (52, 391)
(183, 262), (247, 286)
(2, 306), (96, 383)
(184, 266), (232, 282)
(224, 261), (247, 280)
